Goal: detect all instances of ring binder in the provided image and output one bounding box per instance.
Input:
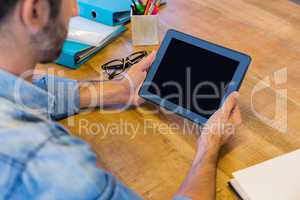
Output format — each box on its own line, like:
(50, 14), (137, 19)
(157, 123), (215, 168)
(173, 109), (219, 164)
(78, 0), (132, 26)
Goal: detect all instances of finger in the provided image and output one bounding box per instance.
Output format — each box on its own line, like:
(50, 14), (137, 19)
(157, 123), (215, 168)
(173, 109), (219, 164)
(225, 131), (235, 144)
(225, 123), (236, 137)
(221, 92), (239, 120)
(134, 96), (146, 106)
(134, 70), (147, 86)
(231, 105), (242, 125)
(138, 51), (157, 71)
(134, 73), (147, 106)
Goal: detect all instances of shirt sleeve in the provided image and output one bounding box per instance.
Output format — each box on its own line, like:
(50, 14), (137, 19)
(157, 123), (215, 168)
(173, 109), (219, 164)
(10, 134), (143, 200)
(32, 75), (80, 120)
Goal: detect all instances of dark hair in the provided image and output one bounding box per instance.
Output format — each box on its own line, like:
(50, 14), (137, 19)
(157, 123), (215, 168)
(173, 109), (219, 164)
(0, 0), (61, 23)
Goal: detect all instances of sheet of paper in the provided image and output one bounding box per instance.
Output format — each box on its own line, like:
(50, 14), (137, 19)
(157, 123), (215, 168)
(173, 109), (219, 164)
(233, 149), (300, 200)
(230, 179), (251, 200)
(67, 16), (122, 46)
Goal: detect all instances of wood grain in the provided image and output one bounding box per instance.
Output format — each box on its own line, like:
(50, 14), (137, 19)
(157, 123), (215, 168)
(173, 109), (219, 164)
(36, 0), (300, 199)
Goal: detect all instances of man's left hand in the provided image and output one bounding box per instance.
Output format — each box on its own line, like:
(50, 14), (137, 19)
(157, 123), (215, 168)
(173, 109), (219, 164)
(79, 51), (156, 109)
(117, 51), (156, 106)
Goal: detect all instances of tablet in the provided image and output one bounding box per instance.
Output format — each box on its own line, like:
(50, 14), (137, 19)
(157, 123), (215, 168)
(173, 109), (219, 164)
(139, 30), (251, 125)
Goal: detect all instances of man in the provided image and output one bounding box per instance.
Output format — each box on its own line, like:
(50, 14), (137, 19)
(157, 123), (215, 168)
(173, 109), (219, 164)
(0, 0), (241, 200)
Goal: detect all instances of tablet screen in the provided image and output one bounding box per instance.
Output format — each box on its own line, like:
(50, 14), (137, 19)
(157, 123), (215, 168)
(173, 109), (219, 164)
(148, 38), (240, 119)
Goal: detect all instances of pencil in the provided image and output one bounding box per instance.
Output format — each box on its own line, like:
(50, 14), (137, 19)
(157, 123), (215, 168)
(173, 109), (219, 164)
(144, 0), (152, 15)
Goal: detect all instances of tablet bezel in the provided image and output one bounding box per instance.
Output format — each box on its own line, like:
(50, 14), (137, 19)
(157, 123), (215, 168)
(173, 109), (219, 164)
(139, 29), (251, 125)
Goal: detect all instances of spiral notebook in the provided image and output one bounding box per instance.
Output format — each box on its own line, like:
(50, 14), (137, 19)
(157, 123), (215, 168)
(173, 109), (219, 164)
(229, 149), (300, 200)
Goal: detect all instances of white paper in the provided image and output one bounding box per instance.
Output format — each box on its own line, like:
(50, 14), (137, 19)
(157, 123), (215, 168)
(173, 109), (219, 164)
(233, 149), (300, 200)
(67, 16), (122, 46)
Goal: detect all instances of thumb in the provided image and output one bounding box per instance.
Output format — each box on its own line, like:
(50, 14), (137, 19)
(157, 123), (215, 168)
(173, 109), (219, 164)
(221, 92), (239, 120)
(138, 51), (157, 71)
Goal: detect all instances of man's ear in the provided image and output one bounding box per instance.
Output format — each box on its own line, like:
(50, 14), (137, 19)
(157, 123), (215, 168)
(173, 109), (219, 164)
(20, 0), (51, 33)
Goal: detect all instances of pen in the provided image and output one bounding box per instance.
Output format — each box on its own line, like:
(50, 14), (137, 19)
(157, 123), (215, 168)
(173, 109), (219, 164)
(152, 0), (161, 14)
(137, 0), (144, 5)
(152, 7), (159, 15)
(147, 0), (157, 15)
(131, 4), (136, 15)
(131, 0), (137, 9)
(131, 0), (136, 13)
(132, 0), (145, 15)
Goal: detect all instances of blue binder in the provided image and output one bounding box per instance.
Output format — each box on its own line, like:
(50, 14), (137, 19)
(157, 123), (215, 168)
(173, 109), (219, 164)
(56, 26), (126, 69)
(78, 0), (132, 26)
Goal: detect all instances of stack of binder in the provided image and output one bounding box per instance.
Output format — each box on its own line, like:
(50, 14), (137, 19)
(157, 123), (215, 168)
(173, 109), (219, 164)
(56, 0), (132, 69)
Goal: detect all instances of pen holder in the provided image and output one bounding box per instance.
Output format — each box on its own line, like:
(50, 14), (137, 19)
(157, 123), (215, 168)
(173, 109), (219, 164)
(131, 14), (160, 46)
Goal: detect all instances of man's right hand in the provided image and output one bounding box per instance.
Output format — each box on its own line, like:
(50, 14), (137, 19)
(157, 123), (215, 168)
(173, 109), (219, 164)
(175, 92), (242, 200)
(197, 91), (242, 160)
(198, 92), (242, 155)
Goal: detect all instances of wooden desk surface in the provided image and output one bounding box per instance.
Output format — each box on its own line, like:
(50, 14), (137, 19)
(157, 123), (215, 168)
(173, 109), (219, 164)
(37, 0), (300, 199)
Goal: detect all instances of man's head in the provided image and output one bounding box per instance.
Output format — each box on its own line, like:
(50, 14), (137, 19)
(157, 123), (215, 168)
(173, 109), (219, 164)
(0, 0), (77, 63)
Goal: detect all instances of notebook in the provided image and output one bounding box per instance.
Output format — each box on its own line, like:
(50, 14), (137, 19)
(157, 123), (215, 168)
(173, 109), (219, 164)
(56, 16), (126, 69)
(67, 16), (125, 46)
(229, 149), (300, 200)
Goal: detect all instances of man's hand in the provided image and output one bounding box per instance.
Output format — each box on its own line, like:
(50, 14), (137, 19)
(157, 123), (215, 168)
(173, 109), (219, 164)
(197, 92), (242, 161)
(79, 51), (156, 109)
(117, 51), (156, 106)
(175, 92), (241, 200)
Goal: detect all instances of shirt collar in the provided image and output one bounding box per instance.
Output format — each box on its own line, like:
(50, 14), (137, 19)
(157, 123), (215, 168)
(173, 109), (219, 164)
(0, 69), (55, 117)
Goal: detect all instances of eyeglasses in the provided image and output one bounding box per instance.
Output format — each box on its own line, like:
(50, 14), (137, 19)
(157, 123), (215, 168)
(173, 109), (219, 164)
(101, 51), (148, 80)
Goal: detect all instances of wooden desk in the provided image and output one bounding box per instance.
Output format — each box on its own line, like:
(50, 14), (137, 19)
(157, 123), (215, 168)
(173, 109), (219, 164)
(36, 0), (300, 199)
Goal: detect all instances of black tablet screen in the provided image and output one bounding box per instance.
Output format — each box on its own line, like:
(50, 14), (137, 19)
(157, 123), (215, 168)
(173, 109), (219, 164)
(148, 38), (240, 119)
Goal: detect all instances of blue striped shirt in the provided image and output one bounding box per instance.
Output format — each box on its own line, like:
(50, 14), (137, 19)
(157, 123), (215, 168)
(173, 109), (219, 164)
(0, 69), (190, 200)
